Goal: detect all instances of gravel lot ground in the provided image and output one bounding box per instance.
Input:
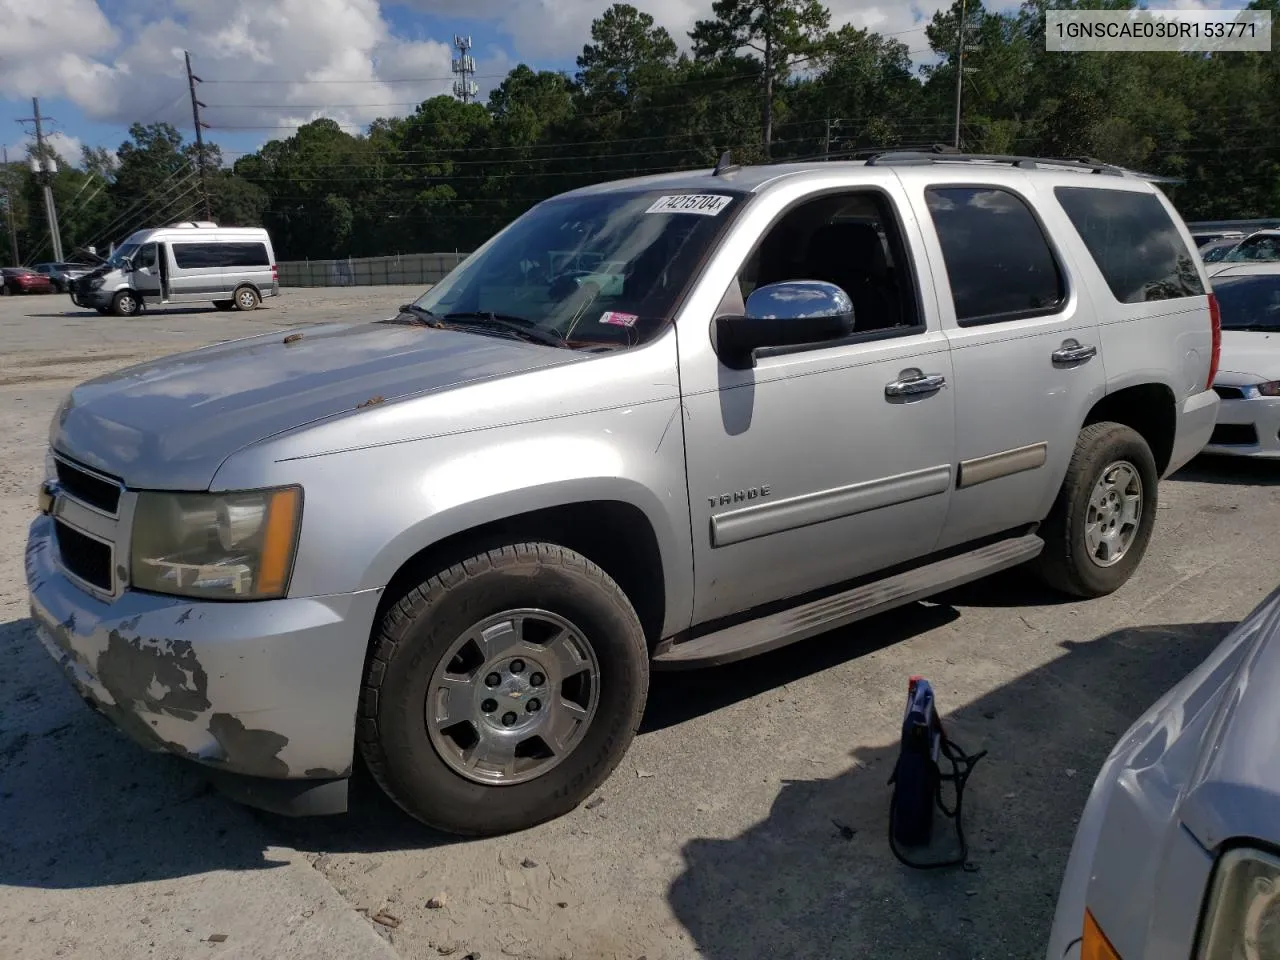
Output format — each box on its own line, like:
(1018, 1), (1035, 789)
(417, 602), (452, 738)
(2, 287), (1278, 960)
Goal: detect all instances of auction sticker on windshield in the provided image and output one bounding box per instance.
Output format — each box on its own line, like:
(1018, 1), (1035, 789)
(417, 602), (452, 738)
(646, 194), (733, 216)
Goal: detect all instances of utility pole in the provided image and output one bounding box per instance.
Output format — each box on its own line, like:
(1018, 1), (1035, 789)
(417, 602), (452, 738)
(952, 0), (981, 151)
(2, 147), (19, 264)
(20, 98), (63, 262)
(185, 51), (212, 221)
(451, 36), (478, 104)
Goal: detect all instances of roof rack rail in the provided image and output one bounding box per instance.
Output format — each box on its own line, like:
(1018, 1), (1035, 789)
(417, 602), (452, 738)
(864, 149), (1135, 176)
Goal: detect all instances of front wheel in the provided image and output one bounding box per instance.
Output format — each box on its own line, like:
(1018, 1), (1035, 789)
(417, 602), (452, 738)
(357, 542), (649, 836)
(1034, 421), (1158, 598)
(111, 290), (140, 317)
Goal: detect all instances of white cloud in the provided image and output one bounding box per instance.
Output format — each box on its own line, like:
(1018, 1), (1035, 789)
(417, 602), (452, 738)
(0, 0), (461, 143)
(397, 0), (955, 62)
(1, 131), (87, 169)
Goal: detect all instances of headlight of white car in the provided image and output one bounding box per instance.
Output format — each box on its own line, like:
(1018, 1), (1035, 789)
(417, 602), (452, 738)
(130, 487), (303, 600)
(1198, 846), (1280, 959)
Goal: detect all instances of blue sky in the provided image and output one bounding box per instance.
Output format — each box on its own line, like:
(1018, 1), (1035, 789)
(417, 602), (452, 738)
(0, 0), (1231, 168)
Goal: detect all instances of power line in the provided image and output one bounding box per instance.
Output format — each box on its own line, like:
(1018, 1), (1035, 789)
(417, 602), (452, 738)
(16, 97), (65, 262)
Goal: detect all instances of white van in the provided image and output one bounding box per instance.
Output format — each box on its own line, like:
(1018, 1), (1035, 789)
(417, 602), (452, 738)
(70, 222), (279, 316)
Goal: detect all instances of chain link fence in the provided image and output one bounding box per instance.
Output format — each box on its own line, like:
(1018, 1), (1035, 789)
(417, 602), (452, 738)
(276, 252), (469, 288)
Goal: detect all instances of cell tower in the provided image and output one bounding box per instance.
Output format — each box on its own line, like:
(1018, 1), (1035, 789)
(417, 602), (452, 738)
(452, 35), (478, 103)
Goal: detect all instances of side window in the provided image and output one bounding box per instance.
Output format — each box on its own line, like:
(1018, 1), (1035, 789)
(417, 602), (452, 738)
(136, 244), (158, 270)
(221, 242), (271, 267)
(1055, 186), (1205, 303)
(172, 243), (222, 269)
(732, 190), (921, 337)
(924, 186), (1066, 324)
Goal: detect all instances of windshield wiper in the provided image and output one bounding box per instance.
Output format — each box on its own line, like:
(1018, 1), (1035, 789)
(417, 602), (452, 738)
(398, 303), (442, 325)
(441, 311), (568, 348)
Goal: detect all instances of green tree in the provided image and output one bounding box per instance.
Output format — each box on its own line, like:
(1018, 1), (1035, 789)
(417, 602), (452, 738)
(691, 0), (830, 156)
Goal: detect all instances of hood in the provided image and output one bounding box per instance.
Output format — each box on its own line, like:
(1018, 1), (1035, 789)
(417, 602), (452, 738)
(1217, 329), (1280, 381)
(51, 320), (584, 490)
(1177, 584), (1280, 851)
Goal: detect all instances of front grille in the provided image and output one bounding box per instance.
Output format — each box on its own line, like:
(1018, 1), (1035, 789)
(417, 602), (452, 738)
(54, 520), (113, 591)
(1210, 423), (1258, 446)
(1214, 385), (1246, 401)
(55, 458), (121, 515)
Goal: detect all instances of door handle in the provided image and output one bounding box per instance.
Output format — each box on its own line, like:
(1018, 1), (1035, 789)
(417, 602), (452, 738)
(1052, 340), (1097, 365)
(885, 373), (947, 398)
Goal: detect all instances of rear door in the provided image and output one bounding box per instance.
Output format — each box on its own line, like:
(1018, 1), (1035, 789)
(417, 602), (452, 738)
(1051, 182), (1214, 473)
(901, 170), (1108, 550)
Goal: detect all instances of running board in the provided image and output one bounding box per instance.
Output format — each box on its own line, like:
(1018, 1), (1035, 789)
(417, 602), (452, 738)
(653, 534), (1044, 670)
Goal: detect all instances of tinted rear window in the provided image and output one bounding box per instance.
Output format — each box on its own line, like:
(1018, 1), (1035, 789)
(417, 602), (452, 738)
(924, 186), (1066, 324)
(1055, 187), (1204, 303)
(172, 242), (270, 269)
(1210, 275), (1280, 330)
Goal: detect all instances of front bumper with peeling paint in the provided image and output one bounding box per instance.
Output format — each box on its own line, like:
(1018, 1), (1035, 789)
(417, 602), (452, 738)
(25, 514), (383, 815)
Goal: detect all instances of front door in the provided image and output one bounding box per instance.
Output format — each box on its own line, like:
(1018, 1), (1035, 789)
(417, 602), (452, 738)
(903, 173), (1107, 550)
(132, 242), (163, 300)
(679, 181), (958, 625)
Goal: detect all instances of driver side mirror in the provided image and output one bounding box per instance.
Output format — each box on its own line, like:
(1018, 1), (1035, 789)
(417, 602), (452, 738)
(715, 280), (856, 369)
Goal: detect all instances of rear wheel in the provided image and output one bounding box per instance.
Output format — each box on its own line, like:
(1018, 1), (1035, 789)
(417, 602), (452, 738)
(233, 286), (261, 311)
(1034, 421), (1158, 598)
(357, 542), (649, 836)
(111, 290), (140, 317)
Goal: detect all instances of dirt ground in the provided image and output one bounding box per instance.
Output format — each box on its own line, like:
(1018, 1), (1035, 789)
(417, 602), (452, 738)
(2, 287), (1278, 960)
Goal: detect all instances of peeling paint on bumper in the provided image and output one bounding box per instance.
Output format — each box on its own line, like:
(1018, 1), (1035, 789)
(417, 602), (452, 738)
(26, 514), (382, 811)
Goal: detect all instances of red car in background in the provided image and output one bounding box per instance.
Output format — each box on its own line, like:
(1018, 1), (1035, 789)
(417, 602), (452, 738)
(1, 267), (56, 295)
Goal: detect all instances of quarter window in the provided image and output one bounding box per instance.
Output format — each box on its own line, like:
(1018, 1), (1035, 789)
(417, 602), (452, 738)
(1055, 186), (1205, 303)
(925, 186), (1066, 324)
(172, 242), (270, 269)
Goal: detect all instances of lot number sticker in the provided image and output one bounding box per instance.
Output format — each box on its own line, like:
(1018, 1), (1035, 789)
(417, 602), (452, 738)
(646, 194), (733, 216)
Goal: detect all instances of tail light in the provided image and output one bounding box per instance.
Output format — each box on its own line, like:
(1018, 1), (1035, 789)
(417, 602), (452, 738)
(270, 264), (279, 283)
(1207, 292), (1222, 390)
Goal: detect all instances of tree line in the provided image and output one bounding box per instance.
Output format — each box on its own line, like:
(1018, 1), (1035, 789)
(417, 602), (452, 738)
(2, 0), (1277, 266)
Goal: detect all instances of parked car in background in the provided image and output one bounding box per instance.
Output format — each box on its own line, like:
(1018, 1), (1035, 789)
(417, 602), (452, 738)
(1201, 262), (1280, 459)
(1220, 229), (1280, 263)
(28, 152), (1220, 837)
(1, 266), (55, 295)
(70, 222), (278, 316)
(1045, 580), (1280, 960)
(1199, 236), (1241, 263)
(1191, 229), (1244, 247)
(34, 261), (96, 293)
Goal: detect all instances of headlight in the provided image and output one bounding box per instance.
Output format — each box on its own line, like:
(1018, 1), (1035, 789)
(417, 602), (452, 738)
(130, 486), (303, 600)
(1253, 381), (1280, 398)
(44, 447), (57, 482)
(89, 277), (105, 290)
(1198, 847), (1280, 959)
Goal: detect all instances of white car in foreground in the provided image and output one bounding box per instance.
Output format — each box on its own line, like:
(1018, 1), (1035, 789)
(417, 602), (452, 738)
(1203, 262), (1280, 459)
(1045, 582), (1280, 959)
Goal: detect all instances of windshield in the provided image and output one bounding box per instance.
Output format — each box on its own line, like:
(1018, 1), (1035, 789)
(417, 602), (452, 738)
(1212, 274), (1280, 329)
(107, 243), (140, 268)
(411, 189), (745, 348)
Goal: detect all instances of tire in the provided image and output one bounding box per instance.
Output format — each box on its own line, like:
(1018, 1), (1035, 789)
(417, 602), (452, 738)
(1034, 421), (1159, 598)
(111, 290), (140, 317)
(358, 542), (649, 836)
(233, 286), (261, 311)
(213, 300), (234, 311)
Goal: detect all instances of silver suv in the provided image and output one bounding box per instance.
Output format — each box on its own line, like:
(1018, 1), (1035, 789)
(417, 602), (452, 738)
(26, 152), (1222, 836)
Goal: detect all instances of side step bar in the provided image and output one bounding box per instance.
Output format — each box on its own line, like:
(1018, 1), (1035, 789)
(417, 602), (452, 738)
(653, 534), (1044, 670)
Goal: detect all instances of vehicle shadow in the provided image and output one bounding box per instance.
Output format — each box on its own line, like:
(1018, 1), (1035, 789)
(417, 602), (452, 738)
(666, 619), (1234, 960)
(1171, 454), (1280, 486)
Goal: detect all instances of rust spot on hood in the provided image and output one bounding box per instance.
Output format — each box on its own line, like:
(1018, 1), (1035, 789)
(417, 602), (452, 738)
(357, 394), (385, 408)
(282, 333), (304, 345)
